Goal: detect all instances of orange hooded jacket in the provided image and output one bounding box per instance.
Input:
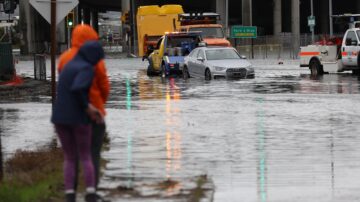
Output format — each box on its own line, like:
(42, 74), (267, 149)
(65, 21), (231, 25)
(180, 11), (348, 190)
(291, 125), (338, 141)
(58, 24), (110, 116)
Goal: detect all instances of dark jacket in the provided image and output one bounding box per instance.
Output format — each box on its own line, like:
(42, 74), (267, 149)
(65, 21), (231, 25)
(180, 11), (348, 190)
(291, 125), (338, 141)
(51, 41), (105, 125)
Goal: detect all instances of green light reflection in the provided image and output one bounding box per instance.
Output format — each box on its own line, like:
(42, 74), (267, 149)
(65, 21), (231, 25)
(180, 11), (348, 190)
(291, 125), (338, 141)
(126, 78), (133, 188)
(256, 97), (267, 202)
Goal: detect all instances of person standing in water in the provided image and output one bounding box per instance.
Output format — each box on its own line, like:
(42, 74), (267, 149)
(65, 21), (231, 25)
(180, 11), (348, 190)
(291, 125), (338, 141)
(52, 41), (104, 202)
(58, 24), (110, 196)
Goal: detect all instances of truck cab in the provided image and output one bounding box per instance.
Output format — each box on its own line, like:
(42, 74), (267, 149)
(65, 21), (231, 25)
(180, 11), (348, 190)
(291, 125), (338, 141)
(341, 28), (360, 67)
(180, 24), (230, 47)
(178, 13), (231, 47)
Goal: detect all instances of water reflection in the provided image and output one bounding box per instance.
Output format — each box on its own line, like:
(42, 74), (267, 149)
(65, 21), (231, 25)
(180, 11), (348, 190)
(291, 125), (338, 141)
(256, 98), (267, 202)
(329, 114), (335, 196)
(0, 109), (3, 182)
(138, 75), (164, 100)
(251, 73), (360, 95)
(0, 108), (20, 182)
(300, 74), (360, 94)
(126, 77), (134, 188)
(165, 78), (182, 195)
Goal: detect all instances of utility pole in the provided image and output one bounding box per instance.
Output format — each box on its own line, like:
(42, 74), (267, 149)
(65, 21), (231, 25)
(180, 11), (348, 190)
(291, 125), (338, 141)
(130, 0), (136, 56)
(311, 0), (314, 43)
(329, 0), (333, 36)
(225, 0), (228, 35)
(51, 0), (57, 105)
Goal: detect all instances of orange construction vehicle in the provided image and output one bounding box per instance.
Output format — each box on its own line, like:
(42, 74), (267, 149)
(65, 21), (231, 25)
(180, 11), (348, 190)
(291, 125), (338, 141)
(136, 5), (184, 57)
(178, 13), (231, 47)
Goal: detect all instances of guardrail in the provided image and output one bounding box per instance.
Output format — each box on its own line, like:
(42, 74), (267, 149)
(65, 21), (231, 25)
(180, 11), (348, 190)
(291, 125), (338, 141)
(231, 33), (342, 60)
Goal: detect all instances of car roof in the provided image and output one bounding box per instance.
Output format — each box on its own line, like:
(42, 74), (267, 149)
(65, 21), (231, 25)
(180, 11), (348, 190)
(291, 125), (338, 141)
(165, 31), (201, 37)
(347, 28), (360, 31)
(195, 46), (236, 51)
(182, 24), (222, 28)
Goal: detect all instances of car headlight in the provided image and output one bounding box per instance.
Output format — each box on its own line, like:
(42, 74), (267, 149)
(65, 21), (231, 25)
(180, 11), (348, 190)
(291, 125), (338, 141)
(214, 66), (226, 71)
(247, 67), (254, 73)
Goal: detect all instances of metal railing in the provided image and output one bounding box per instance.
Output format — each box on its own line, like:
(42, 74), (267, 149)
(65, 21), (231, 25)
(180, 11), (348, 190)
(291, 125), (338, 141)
(231, 33), (339, 60)
(101, 37), (123, 53)
(34, 54), (46, 80)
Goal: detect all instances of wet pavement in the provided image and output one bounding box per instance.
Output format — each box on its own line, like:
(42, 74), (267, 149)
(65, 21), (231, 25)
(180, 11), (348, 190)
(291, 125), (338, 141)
(2, 58), (360, 201)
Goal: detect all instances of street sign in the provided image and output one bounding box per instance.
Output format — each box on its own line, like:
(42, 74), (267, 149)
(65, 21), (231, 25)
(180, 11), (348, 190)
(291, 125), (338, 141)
(29, 0), (78, 25)
(231, 26), (257, 38)
(308, 15), (316, 27)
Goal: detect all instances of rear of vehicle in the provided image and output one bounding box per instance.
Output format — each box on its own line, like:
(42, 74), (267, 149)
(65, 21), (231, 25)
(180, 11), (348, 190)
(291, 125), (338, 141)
(162, 32), (202, 77)
(341, 28), (360, 72)
(136, 5), (184, 57)
(147, 32), (202, 77)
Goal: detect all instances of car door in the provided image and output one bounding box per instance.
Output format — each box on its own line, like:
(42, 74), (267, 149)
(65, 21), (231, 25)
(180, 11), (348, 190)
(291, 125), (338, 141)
(151, 38), (165, 70)
(195, 49), (206, 78)
(187, 49), (199, 77)
(342, 30), (359, 66)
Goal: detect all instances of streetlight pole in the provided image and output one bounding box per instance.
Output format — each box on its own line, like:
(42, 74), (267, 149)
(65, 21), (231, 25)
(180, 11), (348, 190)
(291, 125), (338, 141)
(311, 0), (314, 43)
(225, 0), (228, 33)
(329, 0), (333, 36)
(51, 0), (57, 106)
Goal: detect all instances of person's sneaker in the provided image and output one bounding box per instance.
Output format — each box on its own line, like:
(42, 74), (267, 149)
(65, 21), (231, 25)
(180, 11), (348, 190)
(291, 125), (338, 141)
(65, 193), (76, 202)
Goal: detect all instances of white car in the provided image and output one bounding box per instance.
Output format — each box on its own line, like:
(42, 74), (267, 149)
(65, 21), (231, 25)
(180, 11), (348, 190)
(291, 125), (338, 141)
(183, 46), (254, 80)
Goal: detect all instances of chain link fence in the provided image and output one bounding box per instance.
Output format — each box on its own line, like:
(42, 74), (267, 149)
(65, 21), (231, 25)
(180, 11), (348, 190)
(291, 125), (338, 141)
(231, 33), (329, 60)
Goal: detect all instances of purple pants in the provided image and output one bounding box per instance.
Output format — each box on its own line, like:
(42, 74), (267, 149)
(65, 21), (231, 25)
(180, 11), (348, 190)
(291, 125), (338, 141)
(55, 124), (95, 190)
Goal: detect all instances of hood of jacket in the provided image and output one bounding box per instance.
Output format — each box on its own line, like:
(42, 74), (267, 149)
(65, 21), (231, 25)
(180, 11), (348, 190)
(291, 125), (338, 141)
(71, 24), (99, 48)
(78, 41), (104, 65)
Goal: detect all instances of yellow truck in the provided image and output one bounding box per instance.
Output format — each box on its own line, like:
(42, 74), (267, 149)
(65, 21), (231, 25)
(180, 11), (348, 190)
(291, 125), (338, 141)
(136, 5), (184, 57)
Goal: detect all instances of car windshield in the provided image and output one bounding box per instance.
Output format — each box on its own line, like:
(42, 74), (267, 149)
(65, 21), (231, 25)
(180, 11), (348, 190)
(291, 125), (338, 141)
(189, 27), (224, 38)
(166, 36), (199, 47)
(206, 49), (240, 60)
(357, 30), (360, 40)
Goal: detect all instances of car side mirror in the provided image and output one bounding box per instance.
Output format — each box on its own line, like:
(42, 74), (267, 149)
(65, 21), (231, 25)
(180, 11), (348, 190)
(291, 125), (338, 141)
(240, 55), (247, 59)
(198, 42), (207, 47)
(197, 57), (205, 62)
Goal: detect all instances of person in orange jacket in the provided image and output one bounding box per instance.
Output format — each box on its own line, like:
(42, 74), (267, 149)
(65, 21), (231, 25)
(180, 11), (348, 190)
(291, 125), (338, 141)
(58, 24), (110, 195)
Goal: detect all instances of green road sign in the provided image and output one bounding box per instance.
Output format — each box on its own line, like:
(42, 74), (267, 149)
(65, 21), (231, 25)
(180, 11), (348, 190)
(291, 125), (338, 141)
(231, 26), (257, 38)
(308, 15), (316, 27)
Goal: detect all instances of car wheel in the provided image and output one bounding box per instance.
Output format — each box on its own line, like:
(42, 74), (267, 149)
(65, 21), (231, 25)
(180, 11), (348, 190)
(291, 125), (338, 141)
(310, 59), (323, 76)
(205, 68), (211, 80)
(182, 66), (190, 79)
(147, 60), (154, 76)
(161, 63), (166, 78)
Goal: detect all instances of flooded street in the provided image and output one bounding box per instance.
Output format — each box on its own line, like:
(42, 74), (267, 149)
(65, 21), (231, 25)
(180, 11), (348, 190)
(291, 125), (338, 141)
(2, 58), (360, 201)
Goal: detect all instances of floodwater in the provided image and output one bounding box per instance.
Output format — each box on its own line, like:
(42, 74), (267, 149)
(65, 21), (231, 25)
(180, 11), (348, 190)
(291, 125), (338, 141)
(2, 58), (360, 201)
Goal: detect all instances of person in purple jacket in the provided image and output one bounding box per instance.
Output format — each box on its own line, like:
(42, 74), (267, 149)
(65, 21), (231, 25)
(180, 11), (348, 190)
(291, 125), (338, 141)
(51, 41), (104, 202)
